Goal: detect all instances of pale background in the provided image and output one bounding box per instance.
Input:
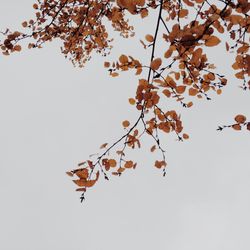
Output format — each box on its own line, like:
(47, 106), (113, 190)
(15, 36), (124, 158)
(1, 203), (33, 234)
(0, 1), (250, 250)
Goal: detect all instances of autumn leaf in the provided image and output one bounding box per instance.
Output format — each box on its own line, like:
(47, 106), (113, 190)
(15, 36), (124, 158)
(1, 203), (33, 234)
(145, 34), (154, 43)
(179, 9), (188, 18)
(2, 0), (249, 201)
(247, 123), (250, 131)
(75, 168), (88, 179)
(150, 145), (156, 152)
(176, 85), (186, 94)
(122, 120), (130, 127)
(124, 161), (133, 168)
(150, 58), (162, 70)
(100, 143), (108, 149)
(205, 36), (221, 47)
(234, 114), (246, 124)
(108, 159), (117, 168)
(188, 88), (198, 96)
(128, 98), (136, 105)
(66, 171), (74, 177)
(232, 124), (241, 131)
(119, 54), (128, 64)
(154, 160), (167, 169)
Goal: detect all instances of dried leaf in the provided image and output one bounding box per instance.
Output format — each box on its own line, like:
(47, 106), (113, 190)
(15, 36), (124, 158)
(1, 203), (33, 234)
(122, 120), (130, 127)
(150, 58), (162, 71)
(205, 36), (221, 47)
(234, 114), (246, 124)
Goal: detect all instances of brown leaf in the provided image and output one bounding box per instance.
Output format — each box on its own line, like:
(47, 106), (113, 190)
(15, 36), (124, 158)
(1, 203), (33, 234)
(108, 159), (117, 168)
(124, 161), (133, 168)
(154, 160), (167, 169)
(100, 143), (108, 149)
(129, 98), (136, 105)
(232, 124), (241, 131)
(66, 171), (74, 177)
(75, 169), (88, 179)
(119, 54), (128, 64)
(205, 36), (221, 47)
(188, 88), (198, 96)
(163, 89), (171, 97)
(150, 145), (156, 152)
(247, 123), (250, 131)
(150, 58), (162, 71)
(176, 85), (186, 94)
(145, 34), (154, 43)
(122, 120), (130, 127)
(234, 114), (246, 124)
(76, 188), (86, 192)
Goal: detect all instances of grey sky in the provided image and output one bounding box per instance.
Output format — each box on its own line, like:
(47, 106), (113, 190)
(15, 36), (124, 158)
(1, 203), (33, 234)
(0, 1), (250, 250)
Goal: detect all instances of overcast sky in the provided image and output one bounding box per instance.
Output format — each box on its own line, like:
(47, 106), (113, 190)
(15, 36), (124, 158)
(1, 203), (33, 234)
(0, 1), (250, 250)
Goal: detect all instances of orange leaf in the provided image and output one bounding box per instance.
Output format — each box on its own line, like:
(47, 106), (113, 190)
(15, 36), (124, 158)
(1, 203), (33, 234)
(14, 45), (22, 52)
(154, 160), (167, 169)
(163, 89), (171, 97)
(179, 9), (188, 18)
(75, 169), (89, 179)
(234, 114), (246, 124)
(119, 54), (128, 64)
(108, 159), (117, 168)
(33, 3), (39, 9)
(145, 34), (154, 43)
(122, 120), (130, 127)
(205, 36), (221, 47)
(176, 85), (186, 94)
(150, 58), (162, 70)
(232, 124), (241, 131)
(129, 98), (136, 105)
(124, 161), (133, 168)
(188, 88), (198, 96)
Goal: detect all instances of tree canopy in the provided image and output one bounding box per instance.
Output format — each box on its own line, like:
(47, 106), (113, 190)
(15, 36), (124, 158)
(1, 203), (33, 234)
(1, 0), (249, 201)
